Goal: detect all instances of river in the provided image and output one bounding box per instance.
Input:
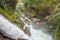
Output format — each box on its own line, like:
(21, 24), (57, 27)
(20, 13), (53, 40)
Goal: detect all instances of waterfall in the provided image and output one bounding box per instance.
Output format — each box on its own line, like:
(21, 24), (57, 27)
(0, 14), (31, 40)
(20, 13), (53, 40)
(0, 10), (52, 40)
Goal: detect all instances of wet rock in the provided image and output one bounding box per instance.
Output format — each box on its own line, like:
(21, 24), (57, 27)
(32, 18), (40, 22)
(23, 26), (31, 36)
(18, 38), (28, 40)
(0, 33), (14, 40)
(0, 33), (30, 40)
(19, 19), (25, 29)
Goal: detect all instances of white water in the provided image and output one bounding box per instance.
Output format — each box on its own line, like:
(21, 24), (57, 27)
(0, 13), (52, 40)
(20, 13), (52, 40)
(0, 14), (31, 40)
(16, 2), (53, 40)
(30, 23), (52, 40)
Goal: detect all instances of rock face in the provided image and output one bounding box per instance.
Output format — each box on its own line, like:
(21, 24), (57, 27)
(23, 26), (31, 36)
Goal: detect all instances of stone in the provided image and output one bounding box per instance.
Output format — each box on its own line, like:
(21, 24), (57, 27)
(23, 26), (31, 36)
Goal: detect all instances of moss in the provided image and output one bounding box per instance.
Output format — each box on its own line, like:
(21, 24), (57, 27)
(0, 7), (23, 29)
(0, 7), (16, 22)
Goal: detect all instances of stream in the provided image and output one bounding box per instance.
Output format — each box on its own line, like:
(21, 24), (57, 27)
(0, 14), (31, 40)
(0, 13), (53, 40)
(0, 2), (53, 40)
(20, 13), (53, 40)
(30, 22), (52, 40)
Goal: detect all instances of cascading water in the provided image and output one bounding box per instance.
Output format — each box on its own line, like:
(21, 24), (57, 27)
(30, 22), (52, 40)
(20, 13), (53, 40)
(0, 1), (53, 40)
(0, 14), (31, 40)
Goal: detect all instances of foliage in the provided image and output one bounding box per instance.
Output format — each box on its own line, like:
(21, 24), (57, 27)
(0, 0), (19, 25)
(48, 13), (60, 40)
(22, 0), (60, 19)
(0, 7), (16, 22)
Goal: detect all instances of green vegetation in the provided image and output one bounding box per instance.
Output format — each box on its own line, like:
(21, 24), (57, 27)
(0, 7), (16, 22)
(0, 0), (23, 29)
(48, 13), (60, 40)
(22, 0), (60, 19)
(21, 0), (60, 40)
(0, 0), (16, 22)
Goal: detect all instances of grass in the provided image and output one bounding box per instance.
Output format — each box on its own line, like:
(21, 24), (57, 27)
(0, 7), (16, 22)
